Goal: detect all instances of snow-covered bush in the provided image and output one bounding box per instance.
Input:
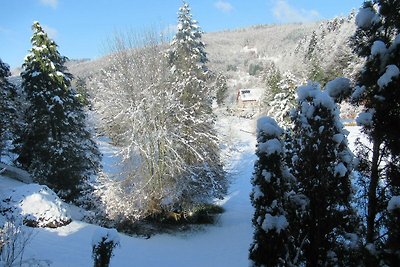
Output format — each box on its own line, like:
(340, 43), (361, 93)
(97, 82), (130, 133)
(92, 228), (120, 267)
(0, 184), (71, 228)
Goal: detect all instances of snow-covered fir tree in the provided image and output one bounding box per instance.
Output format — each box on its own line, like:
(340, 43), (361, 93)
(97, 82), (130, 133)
(266, 71), (302, 128)
(166, 1), (226, 207)
(0, 59), (16, 161)
(15, 21), (100, 201)
(249, 116), (294, 266)
(351, 1), (400, 264)
(290, 82), (360, 266)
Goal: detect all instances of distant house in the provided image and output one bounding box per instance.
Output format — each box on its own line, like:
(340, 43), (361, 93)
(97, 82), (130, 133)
(236, 88), (263, 108)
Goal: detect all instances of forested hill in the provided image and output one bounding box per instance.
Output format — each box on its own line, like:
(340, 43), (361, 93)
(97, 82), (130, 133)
(67, 13), (358, 91)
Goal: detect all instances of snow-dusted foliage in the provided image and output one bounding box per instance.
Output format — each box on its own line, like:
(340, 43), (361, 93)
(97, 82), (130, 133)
(88, 2), (226, 223)
(0, 59), (17, 162)
(165, 1), (227, 208)
(0, 184), (71, 228)
(295, 15), (361, 84)
(168, 1), (207, 73)
(266, 71), (303, 127)
(14, 22), (100, 201)
(351, 1), (400, 264)
(325, 77), (352, 101)
(88, 35), (188, 221)
(355, 6), (380, 29)
(290, 82), (359, 265)
(249, 116), (294, 266)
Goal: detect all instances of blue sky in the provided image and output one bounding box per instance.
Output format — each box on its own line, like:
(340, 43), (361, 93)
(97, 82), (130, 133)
(1, 0), (364, 69)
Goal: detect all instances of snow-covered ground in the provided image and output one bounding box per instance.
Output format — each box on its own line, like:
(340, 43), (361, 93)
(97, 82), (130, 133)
(0, 116), (366, 267)
(0, 116), (257, 266)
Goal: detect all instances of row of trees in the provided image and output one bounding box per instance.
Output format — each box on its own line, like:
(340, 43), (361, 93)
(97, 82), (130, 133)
(250, 0), (400, 265)
(251, 80), (359, 266)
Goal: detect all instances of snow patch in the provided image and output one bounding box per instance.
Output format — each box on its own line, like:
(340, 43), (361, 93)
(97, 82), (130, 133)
(52, 95), (64, 105)
(355, 7), (379, 29)
(297, 82), (319, 101)
(325, 77), (351, 100)
(313, 91), (336, 111)
(351, 85), (366, 101)
(334, 162), (348, 177)
(262, 170), (272, 183)
(252, 185), (264, 200)
(258, 138), (282, 155)
(387, 195), (400, 212)
(92, 228), (120, 247)
(256, 116), (283, 137)
(262, 214), (288, 233)
(377, 65), (399, 88)
(356, 110), (375, 127)
(332, 133), (345, 145)
(371, 40), (387, 56)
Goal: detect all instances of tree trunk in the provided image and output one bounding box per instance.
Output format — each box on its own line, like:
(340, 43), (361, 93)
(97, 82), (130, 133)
(366, 139), (381, 266)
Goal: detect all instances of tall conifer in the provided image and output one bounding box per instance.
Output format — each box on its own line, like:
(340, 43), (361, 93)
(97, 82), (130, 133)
(15, 21), (100, 200)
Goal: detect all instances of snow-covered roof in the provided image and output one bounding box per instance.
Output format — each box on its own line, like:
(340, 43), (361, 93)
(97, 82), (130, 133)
(237, 88), (263, 102)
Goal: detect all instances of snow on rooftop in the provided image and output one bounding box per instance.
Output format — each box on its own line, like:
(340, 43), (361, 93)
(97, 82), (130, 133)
(237, 88), (263, 102)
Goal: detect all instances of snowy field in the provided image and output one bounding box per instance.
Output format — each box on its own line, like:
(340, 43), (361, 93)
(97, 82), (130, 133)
(0, 117), (364, 267)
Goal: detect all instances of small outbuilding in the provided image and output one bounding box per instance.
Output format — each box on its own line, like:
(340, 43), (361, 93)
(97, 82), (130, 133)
(236, 88), (264, 108)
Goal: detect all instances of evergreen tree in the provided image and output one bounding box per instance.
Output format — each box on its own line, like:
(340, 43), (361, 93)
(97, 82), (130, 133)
(290, 82), (359, 266)
(0, 58), (16, 161)
(214, 73), (228, 105)
(249, 116), (293, 266)
(15, 21), (100, 201)
(351, 1), (400, 264)
(167, 1), (226, 207)
(266, 71), (300, 128)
